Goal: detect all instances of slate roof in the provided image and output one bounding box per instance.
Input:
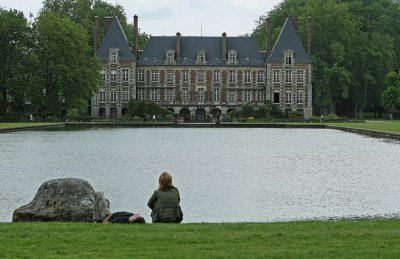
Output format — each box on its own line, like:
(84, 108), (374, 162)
(96, 17), (135, 61)
(267, 17), (311, 64)
(138, 36), (265, 66)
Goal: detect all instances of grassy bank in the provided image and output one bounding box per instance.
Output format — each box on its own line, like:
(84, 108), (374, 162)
(328, 120), (400, 134)
(1, 220), (400, 258)
(0, 122), (63, 129)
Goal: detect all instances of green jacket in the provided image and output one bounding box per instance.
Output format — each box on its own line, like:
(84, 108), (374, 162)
(147, 187), (183, 223)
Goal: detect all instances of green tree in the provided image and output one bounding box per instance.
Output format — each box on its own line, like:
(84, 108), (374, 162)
(252, 0), (398, 118)
(41, 0), (149, 50)
(32, 12), (100, 115)
(0, 9), (31, 116)
(382, 71), (400, 109)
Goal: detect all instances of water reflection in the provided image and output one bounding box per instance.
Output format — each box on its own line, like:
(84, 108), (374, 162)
(1, 128), (400, 223)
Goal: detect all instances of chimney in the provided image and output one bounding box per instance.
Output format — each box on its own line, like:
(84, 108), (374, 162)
(133, 15), (139, 55)
(291, 18), (299, 32)
(306, 16), (312, 56)
(222, 32), (227, 61)
(104, 16), (113, 33)
(93, 16), (99, 55)
(265, 17), (271, 53)
(176, 32), (181, 60)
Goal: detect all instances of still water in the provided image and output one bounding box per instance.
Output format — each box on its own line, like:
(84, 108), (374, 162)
(1, 128), (400, 223)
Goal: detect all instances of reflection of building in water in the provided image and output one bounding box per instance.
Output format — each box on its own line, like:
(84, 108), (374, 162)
(91, 16), (312, 119)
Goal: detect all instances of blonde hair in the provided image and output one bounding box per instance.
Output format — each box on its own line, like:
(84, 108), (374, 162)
(158, 172), (173, 191)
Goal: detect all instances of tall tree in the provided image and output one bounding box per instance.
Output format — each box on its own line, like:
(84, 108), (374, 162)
(252, 0), (399, 117)
(382, 70), (400, 110)
(41, 0), (149, 50)
(33, 12), (100, 115)
(0, 9), (31, 116)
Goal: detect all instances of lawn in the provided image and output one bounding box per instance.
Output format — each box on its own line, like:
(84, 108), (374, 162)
(0, 122), (63, 129)
(328, 120), (400, 134)
(1, 220), (400, 258)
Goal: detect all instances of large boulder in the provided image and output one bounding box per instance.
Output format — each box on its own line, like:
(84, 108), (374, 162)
(13, 178), (95, 222)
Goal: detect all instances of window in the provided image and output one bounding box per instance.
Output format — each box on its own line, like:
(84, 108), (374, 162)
(166, 70), (174, 83)
(213, 71), (220, 83)
(228, 50), (237, 64)
(167, 52), (174, 62)
(244, 71), (251, 83)
(284, 52), (293, 65)
(196, 50), (206, 64)
(150, 89), (158, 101)
(138, 70), (145, 83)
(110, 70), (117, 82)
(137, 89), (144, 100)
(198, 53), (205, 62)
(101, 70), (105, 82)
(297, 70), (304, 85)
(213, 88), (220, 102)
(181, 88), (189, 102)
(99, 91), (106, 102)
(151, 70), (159, 83)
(197, 88), (205, 102)
(122, 69), (129, 82)
(297, 91), (304, 104)
(257, 71), (265, 83)
(258, 90), (265, 102)
(197, 70), (205, 83)
(166, 89), (173, 101)
(273, 70), (280, 83)
(285, 70), (292, 83)
(182, 70), (189, 83)
(244, 90), (252, 102)
(286, 92), (292, 104)
(110, 91), (117, 102)
(229, 53), (236, 63)
(229, 71), (236, 83)
(273, 92), (280, 104)
(110, 51), (118, 64)
(122, 89), (129, 102)
(228, 91), (236, 103)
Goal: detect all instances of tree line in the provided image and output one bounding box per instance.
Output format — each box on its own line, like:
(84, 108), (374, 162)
(0, 0), (149, 119)
(252, 0), (400, 117)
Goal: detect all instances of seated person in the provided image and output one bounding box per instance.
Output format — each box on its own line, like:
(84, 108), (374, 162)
(93, 191), (145, 224)
(147, 172), (183, 223)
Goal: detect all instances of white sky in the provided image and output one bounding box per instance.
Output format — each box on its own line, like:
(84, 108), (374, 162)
(0, 0), (282, 36)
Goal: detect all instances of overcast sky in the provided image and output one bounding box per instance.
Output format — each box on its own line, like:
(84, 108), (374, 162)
(1, 0), (282, 36)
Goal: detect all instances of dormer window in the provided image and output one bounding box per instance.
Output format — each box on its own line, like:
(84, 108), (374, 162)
(284, 50), (294, 66)
(227, 50), (238, 65)
(165, 50), (176, 65)
(196, 50), (207, 65)
(109, 48), (119, 64)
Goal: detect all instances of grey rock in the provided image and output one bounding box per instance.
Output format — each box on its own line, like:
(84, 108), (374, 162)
(13, 178), (95, 222)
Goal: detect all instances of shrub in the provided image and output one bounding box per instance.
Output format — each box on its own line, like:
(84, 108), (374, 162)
(325, 113), (340, 120)
(288, 111), (304, 119)
(165, 114), (174, 121)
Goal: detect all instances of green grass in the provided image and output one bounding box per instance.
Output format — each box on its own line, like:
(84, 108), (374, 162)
(0, 122), (63, 129)
(1, 220), (400, 258)
(328, 120), (400, 134)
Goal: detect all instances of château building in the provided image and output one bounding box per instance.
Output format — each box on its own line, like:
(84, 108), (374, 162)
(91, 15), (312, 119)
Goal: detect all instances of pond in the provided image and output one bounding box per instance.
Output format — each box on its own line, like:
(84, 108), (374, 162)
(1, 127), (400, 223)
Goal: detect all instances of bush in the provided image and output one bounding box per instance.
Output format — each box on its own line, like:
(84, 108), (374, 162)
(4, 111), (25, 122)
(66, 109), (80, 118)
(288, 111), (304, 119)
(165, 114), (174, 121)
(128, 100), (173, 118)
(325, 113), (340, 120)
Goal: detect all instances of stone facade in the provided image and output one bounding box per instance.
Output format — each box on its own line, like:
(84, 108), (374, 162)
(91, 16), (312, 119)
